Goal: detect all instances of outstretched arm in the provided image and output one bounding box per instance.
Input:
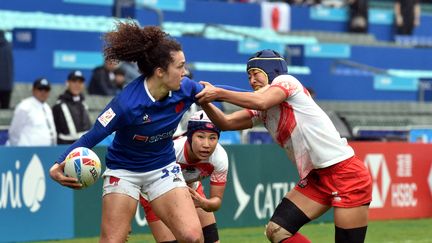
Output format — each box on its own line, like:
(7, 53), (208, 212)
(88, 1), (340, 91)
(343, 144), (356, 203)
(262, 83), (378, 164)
(201, 103), (253, 131)
(50, 97), (128, 189)
(196, 81), (286, 110)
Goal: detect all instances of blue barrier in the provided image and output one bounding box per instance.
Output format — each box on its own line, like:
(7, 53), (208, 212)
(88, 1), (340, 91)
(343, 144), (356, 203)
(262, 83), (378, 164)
(139, 0), (185, 12)
(164, 0), (261, 27)
(304, 43), (351, 58)
(3, 1), (432, 102)
(12, 29), (36, 49)
(13, 29), (103, 83)
(0, 0), (112, 16)
(0, 130), (8, 145)
(53, 50), (104, 69)
(0, 146), (74, 242)
(374, 75), (418, 91)
(350, 46), (432, 70)
(310, 6), (348, 21)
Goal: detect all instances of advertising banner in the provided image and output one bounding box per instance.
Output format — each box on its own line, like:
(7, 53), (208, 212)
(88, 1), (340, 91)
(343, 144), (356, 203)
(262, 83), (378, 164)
(351, 142), (432, 220)
(0, 147), (74, 242)
(4, 142), (429, 241)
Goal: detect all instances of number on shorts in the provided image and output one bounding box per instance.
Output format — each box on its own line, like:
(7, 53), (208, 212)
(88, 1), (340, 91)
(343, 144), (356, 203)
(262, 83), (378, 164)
(160, 165), (180, 179)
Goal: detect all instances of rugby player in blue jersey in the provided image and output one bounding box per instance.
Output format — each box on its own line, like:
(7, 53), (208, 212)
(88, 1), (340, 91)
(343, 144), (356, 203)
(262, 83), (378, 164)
(140, 110), (229, 243)
(49, 21), (206, 243)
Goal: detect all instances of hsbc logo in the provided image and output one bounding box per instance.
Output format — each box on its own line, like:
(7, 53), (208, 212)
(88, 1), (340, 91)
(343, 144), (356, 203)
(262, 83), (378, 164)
(364, 154), (391, 208)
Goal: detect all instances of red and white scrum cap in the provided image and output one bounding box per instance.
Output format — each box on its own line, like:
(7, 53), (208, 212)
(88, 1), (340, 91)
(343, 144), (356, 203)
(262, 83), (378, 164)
(187, 110), (220, 143)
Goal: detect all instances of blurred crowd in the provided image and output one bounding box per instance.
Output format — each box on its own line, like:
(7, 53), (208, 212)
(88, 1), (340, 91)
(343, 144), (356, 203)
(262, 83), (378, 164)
(206, 0), (422, 35)
(2, 61), (139, 146)
(0, 59), (200, 146)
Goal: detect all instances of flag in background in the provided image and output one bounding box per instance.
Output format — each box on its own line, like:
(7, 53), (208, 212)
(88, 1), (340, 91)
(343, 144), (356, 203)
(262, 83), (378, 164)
(261, 2), (291, 32)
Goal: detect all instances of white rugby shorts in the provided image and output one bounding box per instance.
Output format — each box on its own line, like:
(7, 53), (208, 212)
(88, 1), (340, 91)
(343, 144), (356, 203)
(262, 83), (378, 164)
(102, 161), (187, 201)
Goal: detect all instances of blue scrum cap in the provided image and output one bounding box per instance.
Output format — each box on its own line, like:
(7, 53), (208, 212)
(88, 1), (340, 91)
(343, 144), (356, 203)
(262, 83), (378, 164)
(246, 49), (288, 83)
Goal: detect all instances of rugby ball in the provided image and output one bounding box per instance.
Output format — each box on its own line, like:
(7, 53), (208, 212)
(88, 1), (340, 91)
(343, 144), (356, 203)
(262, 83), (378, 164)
(64, 147), (102, 188)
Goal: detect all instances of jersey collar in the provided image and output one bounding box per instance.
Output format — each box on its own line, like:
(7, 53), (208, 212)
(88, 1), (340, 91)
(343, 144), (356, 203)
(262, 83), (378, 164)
(144, 78), (172, 102)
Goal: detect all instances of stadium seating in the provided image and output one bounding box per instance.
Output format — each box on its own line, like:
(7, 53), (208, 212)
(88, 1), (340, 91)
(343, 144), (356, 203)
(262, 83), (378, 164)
(1, 0), (432, 143)
(317, 101), (432, 140)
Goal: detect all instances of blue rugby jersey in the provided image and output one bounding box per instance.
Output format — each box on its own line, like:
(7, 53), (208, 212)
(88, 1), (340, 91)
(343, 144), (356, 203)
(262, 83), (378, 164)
(57, 76), (203, 172)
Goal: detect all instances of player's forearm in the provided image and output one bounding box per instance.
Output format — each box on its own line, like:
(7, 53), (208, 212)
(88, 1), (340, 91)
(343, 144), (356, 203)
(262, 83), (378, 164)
(201, 103), (231, 130)
(217, 88), (267, 110)
(202, 197), (222, 212)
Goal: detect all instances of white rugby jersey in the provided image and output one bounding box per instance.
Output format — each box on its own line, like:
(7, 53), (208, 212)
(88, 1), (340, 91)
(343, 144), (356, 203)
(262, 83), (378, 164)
(174, 136), (228, 189)
(247, 75), (354, 179)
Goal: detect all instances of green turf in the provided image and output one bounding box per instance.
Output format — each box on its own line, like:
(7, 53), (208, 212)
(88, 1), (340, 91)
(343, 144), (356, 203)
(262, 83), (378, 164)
(29, 218), (432, 243)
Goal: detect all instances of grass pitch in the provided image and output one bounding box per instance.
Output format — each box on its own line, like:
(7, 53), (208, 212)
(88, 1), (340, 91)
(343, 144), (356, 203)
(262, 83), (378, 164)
(30, 218), (432, 243)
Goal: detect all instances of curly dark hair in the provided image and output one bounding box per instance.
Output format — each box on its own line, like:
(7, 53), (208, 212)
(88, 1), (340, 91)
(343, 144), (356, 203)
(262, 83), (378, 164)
(103, 21), (182, 77)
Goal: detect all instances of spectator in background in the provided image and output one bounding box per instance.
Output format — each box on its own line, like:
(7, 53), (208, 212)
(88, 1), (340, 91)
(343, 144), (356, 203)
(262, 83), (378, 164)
(112, 0), (136, 18)
(88, 60), (119, 96)
(113, 68), (127, 94)
(348, 0), (368, 33)
(7, 78), (56, 146)
(394, 0), (421, 35)
(52, 70), (92, 144)
(119, 61), (140, 85)
(0, 30), (14, 109)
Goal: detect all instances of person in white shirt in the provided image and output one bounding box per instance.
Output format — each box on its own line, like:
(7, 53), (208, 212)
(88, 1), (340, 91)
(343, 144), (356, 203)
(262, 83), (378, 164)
(139, 110), (228, 243)
(7, 78), (57, 146)
(196, 50), (372, 243)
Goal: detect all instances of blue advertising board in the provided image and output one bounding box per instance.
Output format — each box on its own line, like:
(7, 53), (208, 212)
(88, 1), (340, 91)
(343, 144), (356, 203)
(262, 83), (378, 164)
(374, 75), (418, 91)
(409, 128), (432, 143)
(54, 50), (103, 69)
(0, 147), (74, 242)
(12, 29), (36, 49)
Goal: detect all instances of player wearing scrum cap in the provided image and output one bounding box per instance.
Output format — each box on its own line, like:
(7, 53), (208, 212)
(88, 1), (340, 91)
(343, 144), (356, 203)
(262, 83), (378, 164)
(140, 110), (228, 243)
(196, 49), (372, 243)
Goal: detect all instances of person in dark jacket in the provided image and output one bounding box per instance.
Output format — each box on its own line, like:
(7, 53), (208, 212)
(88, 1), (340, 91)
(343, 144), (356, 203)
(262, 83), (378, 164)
(0, 30), (14, 109)
(87, 60), (119, 96)
(52, 70), (92, 144)
(394, 0), (421, 35)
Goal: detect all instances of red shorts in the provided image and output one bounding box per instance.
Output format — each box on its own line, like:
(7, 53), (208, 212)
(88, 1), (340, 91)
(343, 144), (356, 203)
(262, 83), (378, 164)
(295, 156), (372, 207)
(140, 182), (206, 222)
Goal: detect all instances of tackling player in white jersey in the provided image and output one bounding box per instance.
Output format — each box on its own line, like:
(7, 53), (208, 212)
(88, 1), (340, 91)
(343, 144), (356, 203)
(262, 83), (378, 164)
(140, 110), (228, 243)
(196, 49), (372, 243)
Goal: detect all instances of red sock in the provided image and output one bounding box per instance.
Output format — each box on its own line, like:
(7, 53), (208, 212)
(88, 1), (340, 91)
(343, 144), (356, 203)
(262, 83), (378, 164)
(280, 233), (311, 243)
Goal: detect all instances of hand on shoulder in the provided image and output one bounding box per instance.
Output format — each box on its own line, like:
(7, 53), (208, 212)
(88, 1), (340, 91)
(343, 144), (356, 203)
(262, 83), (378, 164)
(196, 81), (220, 104)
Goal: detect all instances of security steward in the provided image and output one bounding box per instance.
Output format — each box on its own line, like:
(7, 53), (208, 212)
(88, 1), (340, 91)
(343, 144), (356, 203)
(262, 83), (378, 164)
(52, 70), (92, 144)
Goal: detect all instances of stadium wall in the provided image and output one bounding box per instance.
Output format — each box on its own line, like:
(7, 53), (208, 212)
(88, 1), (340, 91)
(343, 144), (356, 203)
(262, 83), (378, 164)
(3, 1), (432, 101)
(10, 27), (431, 101)
(2, 0), (432, 40)
(0, 143), (431, 241)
